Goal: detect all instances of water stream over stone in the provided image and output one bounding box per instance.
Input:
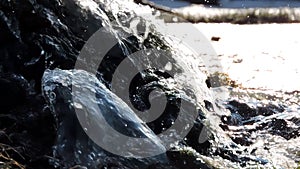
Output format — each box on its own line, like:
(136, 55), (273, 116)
(0, 0), (299, 168)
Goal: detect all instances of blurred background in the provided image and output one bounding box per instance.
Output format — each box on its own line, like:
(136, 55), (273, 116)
(150, 0), (300, 8)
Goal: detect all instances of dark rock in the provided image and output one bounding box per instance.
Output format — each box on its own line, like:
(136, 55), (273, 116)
(265, 119), (299, 140)
(3, 0), (295, 168)
(124, 68), (212, 154)
(205, 77), (212, 88)
(214, 146), (268, 166)
(221, 113), (243, 126)
(0, 0), (213, 167)
(226, 100), (256, 119)
(185, 111), (212, 155)
(0, 74), (28, 111)
(206, 73), (239, 88)
(211, 36), (220, 41)
(257, 104), (284, 116)
(226, 100), (286, 122)
(167, 148), (211, 169)
(0, 0), (102, 167)
(222, 100), (300, 147)
(0, 0), (98, 91)
(42, 69), (171, 168)
(204, 100), (214, 112)
(0, 94), (55, 169)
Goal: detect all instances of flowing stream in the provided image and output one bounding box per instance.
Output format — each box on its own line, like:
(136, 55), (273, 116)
(41, 0), (300, 168)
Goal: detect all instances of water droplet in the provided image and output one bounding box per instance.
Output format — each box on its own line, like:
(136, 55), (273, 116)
(165, 62), (172, 71)
(74, 102), (83, 109)
(172, 17), (178, 22)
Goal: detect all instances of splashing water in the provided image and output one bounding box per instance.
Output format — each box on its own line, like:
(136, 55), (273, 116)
(41, 0), (300, 168)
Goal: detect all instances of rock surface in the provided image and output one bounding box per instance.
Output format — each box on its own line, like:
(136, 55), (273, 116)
(0, 0), (212, 168)
(0, 0), (99, 168)
(1, 0), (299, 168)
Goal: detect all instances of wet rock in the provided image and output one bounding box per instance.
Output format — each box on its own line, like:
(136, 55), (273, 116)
(211, 36), (220, 41)
(222, 100), (300, 147)
(0, 0), (103, 167)
(221, 113), (243, 126)
(0, 94), (55, 169)
(166, 148), (211, 169)
(205, 77), (212, 88)
(233, 59), (243, 63)
(257, 104), (284, 116)
(0, 0), (214, 167)
(185, 112), (212, 155)
(42, 69), (171, 168)
(0, 0), (100, 91)
(3, 0), (297, 168)
(204, 100), (214, 112)
(214, 146), (268, 166)
(124, 69), (212, 154)
(0, 74), (28, 111)
(226, 100), (256, 119)
(264, 119), (299, 140)
(226, 100), (285, 122)
(206, 72), (239, 88)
